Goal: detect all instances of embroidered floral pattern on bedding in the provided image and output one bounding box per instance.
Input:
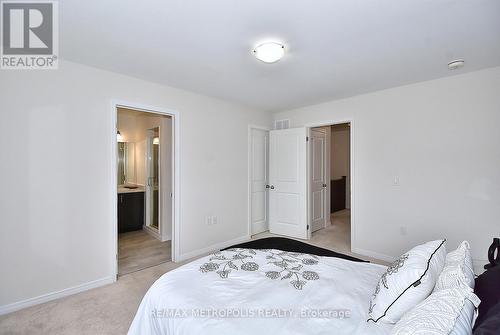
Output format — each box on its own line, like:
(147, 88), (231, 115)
(264, 250), (320, 290)
(199, 248), (320, 290)
(369, 253), (409, 314)
(200, 248), (259, 279)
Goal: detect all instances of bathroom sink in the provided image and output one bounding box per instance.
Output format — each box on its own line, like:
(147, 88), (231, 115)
(123, 185), (138, 189)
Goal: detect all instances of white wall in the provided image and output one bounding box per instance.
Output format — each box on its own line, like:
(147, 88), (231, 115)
(274, 67), (500, 271)
(331, 126), (351, 209)
(0, 60), (271, 310)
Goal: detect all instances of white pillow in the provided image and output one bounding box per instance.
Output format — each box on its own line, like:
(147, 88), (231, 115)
(368, 239), (446, 324)
(390, 286), (480, 335)
(450, 299), (478, 335)
(434, 241), (475, 292)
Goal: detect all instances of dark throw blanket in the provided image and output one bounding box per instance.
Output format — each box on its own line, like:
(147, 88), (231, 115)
(223, 237), (367, 263)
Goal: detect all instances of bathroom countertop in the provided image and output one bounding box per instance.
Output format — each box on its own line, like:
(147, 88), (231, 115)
(117, 185), (145, 194)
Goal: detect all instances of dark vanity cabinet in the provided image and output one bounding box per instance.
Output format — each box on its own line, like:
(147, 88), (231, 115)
(330, 176), (346, 213)
(117, 192), (144, 233)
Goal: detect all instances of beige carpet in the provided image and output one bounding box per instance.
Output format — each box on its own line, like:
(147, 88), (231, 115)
(0, 210), (387, 335)
(118, 230), (171, 276)
(315, 209), (352, 253)
(0, 261), (186, 335)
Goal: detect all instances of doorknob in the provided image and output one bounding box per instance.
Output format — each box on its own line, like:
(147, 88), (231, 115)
(270, 185), (275, 190)
(322, 183), (327, 188)
(266, 185), (270, 189)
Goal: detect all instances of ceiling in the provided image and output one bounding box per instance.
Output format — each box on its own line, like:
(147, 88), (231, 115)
(61, 0), (500, 112)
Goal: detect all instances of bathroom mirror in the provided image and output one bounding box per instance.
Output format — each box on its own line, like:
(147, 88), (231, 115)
(117, 142), (136, 185)
(117, 142), (128, 185)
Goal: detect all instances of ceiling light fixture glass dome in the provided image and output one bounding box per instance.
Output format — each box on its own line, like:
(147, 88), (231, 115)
(253, 42), (285, 63)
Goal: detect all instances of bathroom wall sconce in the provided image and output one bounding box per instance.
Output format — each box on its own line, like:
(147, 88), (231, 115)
(117, 130), (124, 142)
(153, 137), (160, 145)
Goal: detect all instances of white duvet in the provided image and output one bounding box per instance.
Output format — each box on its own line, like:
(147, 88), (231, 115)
(129, 248), (394, 335)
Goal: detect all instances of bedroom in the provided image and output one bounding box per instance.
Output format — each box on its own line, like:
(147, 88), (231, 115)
(0, 1), (499, 334)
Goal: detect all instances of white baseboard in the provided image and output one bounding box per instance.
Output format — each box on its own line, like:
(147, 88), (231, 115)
(143, 225), (161, 240)
(251, 222), (268, 235)
(0, 276), (114, 316)
(161, 234), (172, 242)
(178, 235), (251, 262)
(351, 247), (396, 263)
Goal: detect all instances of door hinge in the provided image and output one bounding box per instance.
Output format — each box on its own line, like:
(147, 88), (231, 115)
(306, 136), (309, 142)
(307, 225), (310, 230)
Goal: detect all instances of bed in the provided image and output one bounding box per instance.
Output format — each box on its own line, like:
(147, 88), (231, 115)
(128, 238), (394, 335)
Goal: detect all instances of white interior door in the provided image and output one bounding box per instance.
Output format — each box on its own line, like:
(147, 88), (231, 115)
(269, 127), (309, 239)
(250, 128), (269, 235)
(311, 128), (327, 232)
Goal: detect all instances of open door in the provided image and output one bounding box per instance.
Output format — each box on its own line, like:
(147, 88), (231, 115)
(269, 127), (309, 239)
(250, 128), (269, 235)
(310, 128), (328, 232)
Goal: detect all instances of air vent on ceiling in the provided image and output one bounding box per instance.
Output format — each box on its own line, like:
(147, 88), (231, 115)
(274, 119), (290, 130)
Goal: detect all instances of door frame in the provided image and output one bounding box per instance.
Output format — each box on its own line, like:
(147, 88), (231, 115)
(305, 119), (354, 251)
(110, 100), (181, 281)
(247, 125), (271, 237)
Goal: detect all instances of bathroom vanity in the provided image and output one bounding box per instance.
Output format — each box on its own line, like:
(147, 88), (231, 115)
(117, 185), (145, 233)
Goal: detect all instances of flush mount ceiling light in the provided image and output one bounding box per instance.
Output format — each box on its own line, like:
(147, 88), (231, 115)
(253, 42), (285, 63)
(448, 59), (465, 70)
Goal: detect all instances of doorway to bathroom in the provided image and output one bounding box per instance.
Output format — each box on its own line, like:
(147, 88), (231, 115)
(309, 122), (351, 254)
(114, 105), (176, 277)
